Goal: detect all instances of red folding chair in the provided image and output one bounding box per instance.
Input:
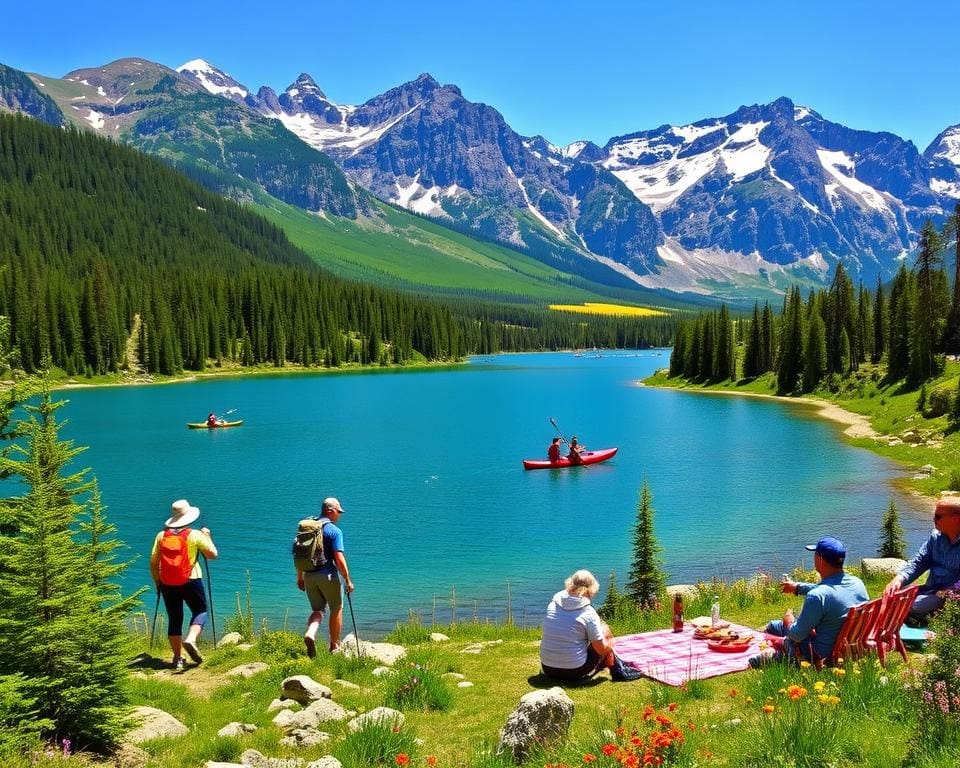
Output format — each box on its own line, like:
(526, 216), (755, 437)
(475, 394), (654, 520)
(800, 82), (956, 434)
(867, 585), (919, 666)
(817, 596), (883, 668)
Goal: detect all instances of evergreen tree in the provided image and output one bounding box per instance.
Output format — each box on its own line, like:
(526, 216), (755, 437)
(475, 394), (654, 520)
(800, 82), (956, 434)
(777, 287), (804, 393)
(0, 389), (140, 750)
(743, 303), (762, 378)
(887, 265), (914, 381)
(878, 499), (906, 559)
(950, 377), (960, 432)
(943, 202), (960, 355)
(598, 571), (624, 620)
(803, 309), (827, 392)
(872, 274), (887, 363)
(714, 304), (735, 381)
(625, 480), (666, 610)
(911, 220), (945, 382)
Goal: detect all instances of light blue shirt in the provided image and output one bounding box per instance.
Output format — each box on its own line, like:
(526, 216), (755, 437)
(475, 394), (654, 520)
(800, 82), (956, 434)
(898, 529), (960, 592)
(789, 572), (869, 658)
(540, 591), (605, 669)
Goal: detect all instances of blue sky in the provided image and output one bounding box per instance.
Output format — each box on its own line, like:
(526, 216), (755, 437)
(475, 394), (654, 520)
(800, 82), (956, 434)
(6, 0), (959, 150)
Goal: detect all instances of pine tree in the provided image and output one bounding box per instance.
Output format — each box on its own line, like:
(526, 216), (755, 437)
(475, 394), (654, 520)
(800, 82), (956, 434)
(912, 220), (945, 382)
(625, 480), (666, 611)
(879, 499), (906, 559)
(0, 390), (140, 750)
(803, 309), (827, 392)
(777, 287), (804, 393)
(873, 274), (887, 363)
(598, 571), (623, 620)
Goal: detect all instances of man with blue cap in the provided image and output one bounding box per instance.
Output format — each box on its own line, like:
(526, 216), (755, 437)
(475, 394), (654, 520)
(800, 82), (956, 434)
(750, 535), (868, 667)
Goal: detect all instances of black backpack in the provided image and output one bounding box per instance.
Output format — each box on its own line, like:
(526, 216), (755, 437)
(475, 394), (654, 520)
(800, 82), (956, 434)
(292, 517), (329, 572)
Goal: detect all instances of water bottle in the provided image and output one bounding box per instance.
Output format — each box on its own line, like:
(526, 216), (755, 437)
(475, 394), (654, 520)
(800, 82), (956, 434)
(711, 595), (721, 627)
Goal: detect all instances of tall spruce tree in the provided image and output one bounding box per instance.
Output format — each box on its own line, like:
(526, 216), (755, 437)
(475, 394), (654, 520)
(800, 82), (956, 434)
(943, 202), (960, 355)
(625, 480), (666, 610)
(0, 390), (140, 750)
(879, 499), (907, 559)
(872, 274), (887, 363)
(777, 287), (804, 393)
(803, 308), (827, 392)
(912, 221), (945, 382)
(887, 264), (914, 381)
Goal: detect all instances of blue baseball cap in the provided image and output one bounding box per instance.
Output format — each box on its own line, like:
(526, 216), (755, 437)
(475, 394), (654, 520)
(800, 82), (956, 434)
(805, 536), (846, 566)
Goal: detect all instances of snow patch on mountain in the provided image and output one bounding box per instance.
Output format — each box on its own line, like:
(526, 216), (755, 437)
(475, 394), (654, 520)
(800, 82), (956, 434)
(511, 170), (565, 238)
(176, 59), (248, 98)
(394, 174), (446, 216)
(817, 149), (892, 213)
(605, 120), (771, 211)
(84, 109), (104, 129)
(274, 101), (420, 155)
(930, 127), (960, 165)
(562, 141), (587, 159)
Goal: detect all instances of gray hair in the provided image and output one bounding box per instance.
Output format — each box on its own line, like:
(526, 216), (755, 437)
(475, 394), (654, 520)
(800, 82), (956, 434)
(564, 569), (600, 598)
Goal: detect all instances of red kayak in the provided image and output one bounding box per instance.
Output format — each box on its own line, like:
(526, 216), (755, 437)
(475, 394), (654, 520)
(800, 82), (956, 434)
(522, 447), (618, 470)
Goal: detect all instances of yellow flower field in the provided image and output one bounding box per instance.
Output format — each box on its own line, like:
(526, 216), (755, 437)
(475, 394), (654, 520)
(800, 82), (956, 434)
(548, 302), (670, 317)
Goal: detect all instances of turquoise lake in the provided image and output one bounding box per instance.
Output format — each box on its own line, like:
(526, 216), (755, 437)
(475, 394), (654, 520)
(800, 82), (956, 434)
(56, 351), (932, 636)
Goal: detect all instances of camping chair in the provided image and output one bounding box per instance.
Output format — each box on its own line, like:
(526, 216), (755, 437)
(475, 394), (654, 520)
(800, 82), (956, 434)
(815, 595), (883, 669)
(866, 585), (919, 666)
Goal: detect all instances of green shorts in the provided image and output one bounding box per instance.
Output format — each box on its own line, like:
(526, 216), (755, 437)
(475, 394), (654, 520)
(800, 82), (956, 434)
(304, 570), (343, 613)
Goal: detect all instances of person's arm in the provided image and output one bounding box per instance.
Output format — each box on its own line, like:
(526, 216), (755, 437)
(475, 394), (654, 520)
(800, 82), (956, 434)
(334, 551), (354, 594)
(296, 568), (305, 591)
(885, 539), (932, 595)
(196, 527), (218, 559)
(786, 593), (824, 642)
(149, 533), (161, 585)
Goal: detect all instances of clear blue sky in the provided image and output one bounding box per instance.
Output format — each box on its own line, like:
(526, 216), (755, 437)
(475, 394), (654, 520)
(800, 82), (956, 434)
(6, 0), (959, 150)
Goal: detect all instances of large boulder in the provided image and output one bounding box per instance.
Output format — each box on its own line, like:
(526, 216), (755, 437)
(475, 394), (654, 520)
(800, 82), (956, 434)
(861, 557), (908, 579)
(281, 675), (333, 704)
(279, 728), (331, 748)
(125, 706), (189, 743)
(496, 687), (574, 763)
(339, 634), (406, 665)
(217, 722), (258, 737)
(219, 631), (245, 646)
(272, 699), (350, 732)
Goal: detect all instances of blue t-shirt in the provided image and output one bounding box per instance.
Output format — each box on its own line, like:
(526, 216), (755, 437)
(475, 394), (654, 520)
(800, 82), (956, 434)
(319, 517), (344, 576)
(789, 572), (869, 658)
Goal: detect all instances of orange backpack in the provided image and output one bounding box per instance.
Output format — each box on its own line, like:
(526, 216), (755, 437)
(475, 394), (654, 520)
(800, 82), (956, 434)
(158, 528), (194, 586)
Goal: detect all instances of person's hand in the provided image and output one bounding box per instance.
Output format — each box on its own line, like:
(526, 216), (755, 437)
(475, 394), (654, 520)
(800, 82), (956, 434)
(345, 579), (355, 594)
(780, 577), (797, 595)
(201, 526), (211, 536)
(783, 608), (794, 630)
(296, 574), (305, 592)
(883, 576), (903, 597)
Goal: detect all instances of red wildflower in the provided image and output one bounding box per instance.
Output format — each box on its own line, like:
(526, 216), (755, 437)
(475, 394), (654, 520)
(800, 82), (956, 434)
(395, 755), (410, 767)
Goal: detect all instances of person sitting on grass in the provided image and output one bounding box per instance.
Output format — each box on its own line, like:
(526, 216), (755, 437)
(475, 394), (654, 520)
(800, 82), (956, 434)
(539, 569), (641, 682)
(750, 536), (868, 668)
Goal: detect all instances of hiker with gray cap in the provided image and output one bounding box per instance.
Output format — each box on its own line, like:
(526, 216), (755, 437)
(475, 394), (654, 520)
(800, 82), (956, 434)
(149, 499), (218, 671)
(296, 496), (354, 657)
(750, 536), (868, 667)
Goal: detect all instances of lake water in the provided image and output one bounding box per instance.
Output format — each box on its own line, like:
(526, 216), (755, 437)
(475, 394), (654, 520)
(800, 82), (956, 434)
(55, 351), (932, 635)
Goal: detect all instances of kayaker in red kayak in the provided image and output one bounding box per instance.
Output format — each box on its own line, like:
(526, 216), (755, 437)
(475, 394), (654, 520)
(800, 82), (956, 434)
(547, 437), (563, 463)
(567, 436), (586, 465)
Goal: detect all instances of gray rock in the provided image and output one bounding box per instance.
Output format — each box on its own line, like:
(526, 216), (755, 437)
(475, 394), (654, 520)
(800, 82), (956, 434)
(306, 758), (342, 768)
(268, 698), (299, 712)
(239, 748), (304, 768)
(339, 634), (406, 665)
(371, 666), (392, 677)
(217, 722), (258, 737)
(496, 687), (574, 763)
(281, 675), (332, 704)
(220, 631), (244, 645)
(112, 743), (150, 768)
(347, 706), (405, 732)
(861, 557), (908, 579)
(227, 662), (269, 678)
(303, 698), (351, 723)
(457, 681), (474, 688)
(279, 728), (331, 748)
(125, 706), (189, 743)
(332, 679), (361, 690)
(430, 632), (450, 642)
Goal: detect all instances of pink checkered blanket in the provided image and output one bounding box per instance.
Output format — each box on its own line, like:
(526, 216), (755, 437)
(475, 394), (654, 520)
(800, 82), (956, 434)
(614, 622), (761, 686)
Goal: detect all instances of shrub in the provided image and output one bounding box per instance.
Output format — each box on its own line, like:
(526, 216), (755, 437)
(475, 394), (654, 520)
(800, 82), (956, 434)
(925, 386), (953, 418)
(336, 718), (419, 768)
(257, 631), (305, 662)
(382, 660), (453, 712)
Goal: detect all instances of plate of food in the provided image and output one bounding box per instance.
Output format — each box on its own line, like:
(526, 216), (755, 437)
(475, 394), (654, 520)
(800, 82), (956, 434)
(692, 624), (733, 640)
(707, 635), (754, 653)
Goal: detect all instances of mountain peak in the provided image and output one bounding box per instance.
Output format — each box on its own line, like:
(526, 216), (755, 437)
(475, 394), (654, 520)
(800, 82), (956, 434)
(176, 58), (249, 100)
(287, 73), (327, 100)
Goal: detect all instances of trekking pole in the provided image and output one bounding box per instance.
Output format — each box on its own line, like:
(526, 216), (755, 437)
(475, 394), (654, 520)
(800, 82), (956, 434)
(202, 554), (218, 648)
(346, 592), (361, 657)
(149, 588), (161, 650)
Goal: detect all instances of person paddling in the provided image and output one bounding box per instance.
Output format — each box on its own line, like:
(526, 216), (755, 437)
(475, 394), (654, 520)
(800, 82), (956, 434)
(567, 436), (586, 464)
(547, 437), (563, 463)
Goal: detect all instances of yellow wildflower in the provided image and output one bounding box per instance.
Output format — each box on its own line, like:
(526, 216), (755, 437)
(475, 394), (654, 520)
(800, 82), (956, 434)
(813, 681), (826, 693)
(799, 660), (811, 669)
(832, 668), (846, 677)
(817, 694), (841, 706)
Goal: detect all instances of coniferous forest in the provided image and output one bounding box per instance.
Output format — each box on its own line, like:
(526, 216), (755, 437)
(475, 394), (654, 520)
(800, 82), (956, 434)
(669, 212), (960, 393)
(0, 114), (676, 377)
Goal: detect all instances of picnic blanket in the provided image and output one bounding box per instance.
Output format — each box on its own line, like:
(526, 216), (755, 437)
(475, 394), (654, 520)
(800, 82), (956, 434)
(614, 621), (761, 686)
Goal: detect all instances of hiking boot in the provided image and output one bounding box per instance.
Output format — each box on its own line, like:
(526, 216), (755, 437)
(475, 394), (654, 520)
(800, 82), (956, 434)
(749, 650), (776, 669)
(173, 656), (185, 672)
(304, 635), (316, 659)
(610, 656), (643, 682)
(329, 643), (342, 654)
(182, 639), (203, 665)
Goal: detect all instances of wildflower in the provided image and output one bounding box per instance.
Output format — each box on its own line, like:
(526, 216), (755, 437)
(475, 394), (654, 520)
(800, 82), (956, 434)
(642, 704), (655, 721)
(582, 755), (597, 764)
(778, 687), (786, 694)
(745, 696), (753, 704)
(62, 739), (71, 758)
(426, 758), (437, 767)
(832, 667), (846, 677)
(799, 660), (811, 669)
(817, 694), (841, 706)
(728, 688), (738, 698)
(762, 704), (776, 713)
(601, 743), (618, 756)
(786, 684), (807, 700)
(813, 680), (826, 692)
(395, 755), (410, 767)
(668, 702), (678, 712)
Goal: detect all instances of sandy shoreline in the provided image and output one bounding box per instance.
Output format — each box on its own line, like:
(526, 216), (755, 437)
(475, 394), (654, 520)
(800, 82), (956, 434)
(641, 383), (879, 440)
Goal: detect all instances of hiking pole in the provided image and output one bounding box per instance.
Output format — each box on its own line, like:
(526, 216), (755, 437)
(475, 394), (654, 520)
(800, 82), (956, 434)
(202, 554), (218, 648)
(346, 592), (362, 657)
(149, 588), (161, 650)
